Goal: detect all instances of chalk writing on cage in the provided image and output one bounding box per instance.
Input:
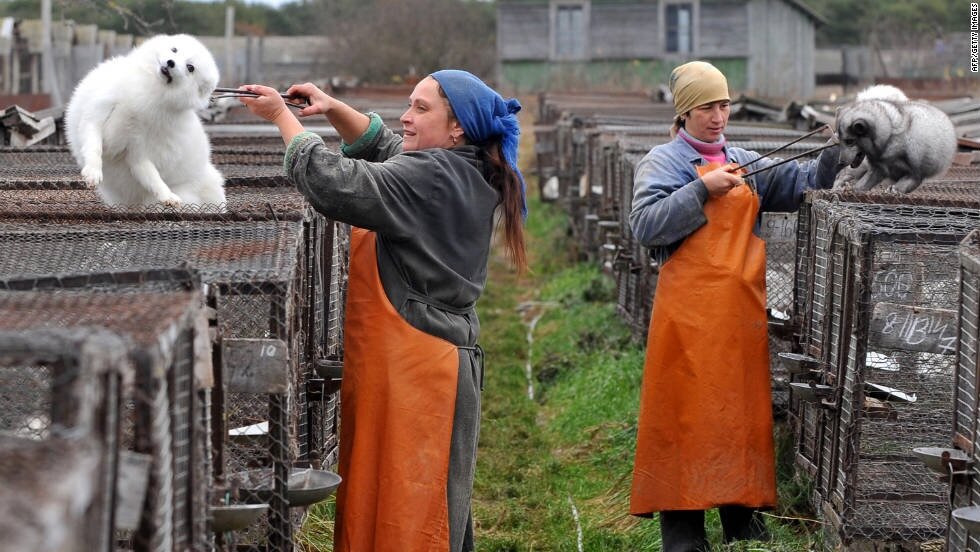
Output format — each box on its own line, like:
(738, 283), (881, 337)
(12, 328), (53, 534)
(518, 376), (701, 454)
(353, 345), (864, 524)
(870, 266), (922, 301)
(759, 213), (796, 243)
(869, 302), (957, 355)
(222, 338), (289, 393)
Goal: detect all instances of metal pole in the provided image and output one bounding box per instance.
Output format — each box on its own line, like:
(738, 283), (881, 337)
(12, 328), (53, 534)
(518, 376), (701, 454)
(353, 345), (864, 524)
(40, 0), (62, 105)
(224, 2), (235, 86)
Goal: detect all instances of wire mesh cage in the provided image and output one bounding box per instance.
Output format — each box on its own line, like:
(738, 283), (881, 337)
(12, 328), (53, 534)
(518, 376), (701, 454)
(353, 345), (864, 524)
(948, 229), (980, 552)
(0, 158), (293, 190)
(1, 130), (350, 545)
(0, 219), (318, 550)
(791, 186), (980, 487)
(0, 328), (131, 552)
(0, 270), (210, 552)
(791, 199), (980, 549)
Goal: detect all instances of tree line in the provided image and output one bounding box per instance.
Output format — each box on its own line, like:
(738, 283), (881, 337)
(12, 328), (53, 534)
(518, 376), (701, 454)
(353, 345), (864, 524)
(0, 0), (967, 83)
(0, 0), (496, 83)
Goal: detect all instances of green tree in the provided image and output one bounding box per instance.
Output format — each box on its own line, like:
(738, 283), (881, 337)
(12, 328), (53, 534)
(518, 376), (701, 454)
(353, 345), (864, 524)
(806, 0), (960, 47)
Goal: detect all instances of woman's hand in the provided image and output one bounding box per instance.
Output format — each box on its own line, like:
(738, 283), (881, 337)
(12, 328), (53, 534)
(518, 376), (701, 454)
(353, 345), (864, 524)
(701, 163), (745, 198)
(285, 82), (334, 118)
(238, 84), (305, 146)
(239, 84), (290, 123)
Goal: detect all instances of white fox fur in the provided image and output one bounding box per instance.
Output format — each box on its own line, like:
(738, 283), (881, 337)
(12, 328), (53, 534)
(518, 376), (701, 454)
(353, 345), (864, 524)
(65, 34), (225, 209)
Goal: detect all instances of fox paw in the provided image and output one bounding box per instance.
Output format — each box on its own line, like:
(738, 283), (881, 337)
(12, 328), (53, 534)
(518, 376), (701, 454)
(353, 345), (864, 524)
(159, 191), (183, 209)
(80, 165), (102, 188)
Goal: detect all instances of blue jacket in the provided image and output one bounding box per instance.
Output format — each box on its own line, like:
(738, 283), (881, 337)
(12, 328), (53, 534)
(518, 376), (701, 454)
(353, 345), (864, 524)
(629, 135), (839, 262)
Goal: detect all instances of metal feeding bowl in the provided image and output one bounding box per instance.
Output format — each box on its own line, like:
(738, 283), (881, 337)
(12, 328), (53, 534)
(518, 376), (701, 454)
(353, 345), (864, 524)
(952, 506), (980, 533)
(865, 382), (916, 403)
(210, 504), (268, 533)
(232, 467), (342, 507)
(911, 446), (972, 474)
(314, 357), (343, 380)
(788, 382), (835, 402)
(777, 352), (824, 375)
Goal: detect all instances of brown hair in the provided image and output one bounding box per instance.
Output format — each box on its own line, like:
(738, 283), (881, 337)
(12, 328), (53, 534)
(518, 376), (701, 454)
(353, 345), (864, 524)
(437, 83), (527, 273)
(481, 141), (527, 273)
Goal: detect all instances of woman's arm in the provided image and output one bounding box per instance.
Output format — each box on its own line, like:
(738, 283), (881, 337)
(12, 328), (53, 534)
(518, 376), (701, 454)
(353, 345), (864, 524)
(285, 135), (455, 238)
(629, 148), (743, 247)
(285, 82), (371, 144)
(747, 143), (842, 212)
(239, 83), (371, 146)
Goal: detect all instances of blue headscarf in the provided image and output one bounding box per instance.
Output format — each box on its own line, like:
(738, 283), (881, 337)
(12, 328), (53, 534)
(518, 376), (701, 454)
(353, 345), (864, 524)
(430, 69), (527, 219)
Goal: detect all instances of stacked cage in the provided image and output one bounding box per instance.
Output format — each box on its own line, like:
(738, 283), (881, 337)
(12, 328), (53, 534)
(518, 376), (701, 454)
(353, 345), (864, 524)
(792, 197), (980, 549)
(790, 185), (980, 493)
(0, 327), (130, 552)
(0, 269), (209, 551)
(0, 216), (310, 550)
(948, 229), (980, 552)
(0, 136), (349, 550)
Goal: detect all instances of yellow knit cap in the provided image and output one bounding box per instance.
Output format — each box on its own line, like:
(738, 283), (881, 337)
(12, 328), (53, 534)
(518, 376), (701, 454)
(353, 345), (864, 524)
(669, 61), (730, 116)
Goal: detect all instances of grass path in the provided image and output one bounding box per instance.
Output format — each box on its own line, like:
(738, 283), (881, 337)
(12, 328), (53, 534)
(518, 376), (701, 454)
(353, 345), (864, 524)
(471, 193), (823, 551)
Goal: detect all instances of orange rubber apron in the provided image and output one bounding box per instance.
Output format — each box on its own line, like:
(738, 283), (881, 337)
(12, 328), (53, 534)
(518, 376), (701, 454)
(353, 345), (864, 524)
(334, 228), (460, 551)
(630, 163), (776, 515)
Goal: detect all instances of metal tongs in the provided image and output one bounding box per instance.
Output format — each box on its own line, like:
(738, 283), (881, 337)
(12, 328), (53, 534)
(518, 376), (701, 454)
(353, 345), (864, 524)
(728, 124), (837, 178)
(211, 87), (310, 109)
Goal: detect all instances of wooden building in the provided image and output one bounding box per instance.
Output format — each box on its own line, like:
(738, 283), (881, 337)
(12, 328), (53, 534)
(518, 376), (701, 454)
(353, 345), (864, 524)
(497, 0), (825, 100)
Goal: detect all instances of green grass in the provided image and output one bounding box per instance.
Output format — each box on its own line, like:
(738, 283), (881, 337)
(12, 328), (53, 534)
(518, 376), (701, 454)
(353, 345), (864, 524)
(298, 189), (825, 551)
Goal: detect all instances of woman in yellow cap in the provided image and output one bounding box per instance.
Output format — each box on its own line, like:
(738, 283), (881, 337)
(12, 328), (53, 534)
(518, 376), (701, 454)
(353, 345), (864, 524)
(628, 61), (840, 551)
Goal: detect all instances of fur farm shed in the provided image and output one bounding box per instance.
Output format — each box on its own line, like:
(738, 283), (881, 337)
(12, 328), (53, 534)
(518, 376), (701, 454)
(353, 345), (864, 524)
(496, 0), (825, 100)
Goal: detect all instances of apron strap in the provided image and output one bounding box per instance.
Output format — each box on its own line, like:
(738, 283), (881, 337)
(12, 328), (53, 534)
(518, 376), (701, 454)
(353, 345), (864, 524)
(457, 344), (485, 391)
(406, 288), (476, 315)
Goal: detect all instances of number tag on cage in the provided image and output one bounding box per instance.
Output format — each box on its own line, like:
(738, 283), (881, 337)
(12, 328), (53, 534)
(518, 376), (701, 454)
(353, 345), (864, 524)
(869, 302), (957, 355)
(759, 213), (796, 243)
(222, 338), (289, 394)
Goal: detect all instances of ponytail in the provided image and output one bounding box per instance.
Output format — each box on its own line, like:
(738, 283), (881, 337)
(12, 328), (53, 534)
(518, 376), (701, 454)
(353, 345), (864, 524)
(484, 141), (527, 273)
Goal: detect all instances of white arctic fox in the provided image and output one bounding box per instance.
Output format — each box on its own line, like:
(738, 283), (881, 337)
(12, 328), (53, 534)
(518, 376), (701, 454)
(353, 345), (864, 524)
(65, 34), (226, 209)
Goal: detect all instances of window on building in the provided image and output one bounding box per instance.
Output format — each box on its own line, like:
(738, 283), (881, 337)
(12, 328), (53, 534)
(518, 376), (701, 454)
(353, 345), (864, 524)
(555, 4), (585, 59)
(666, 3), (693, 54)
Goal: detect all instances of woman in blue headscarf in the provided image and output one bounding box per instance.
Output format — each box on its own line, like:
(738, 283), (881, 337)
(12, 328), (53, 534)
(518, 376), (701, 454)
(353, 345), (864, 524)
(240, 71), (525, 552)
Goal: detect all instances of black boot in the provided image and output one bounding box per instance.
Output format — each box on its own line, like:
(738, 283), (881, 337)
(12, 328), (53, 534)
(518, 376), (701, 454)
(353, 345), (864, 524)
(719, 505), (770, 543)
(660, 510), (709, 552)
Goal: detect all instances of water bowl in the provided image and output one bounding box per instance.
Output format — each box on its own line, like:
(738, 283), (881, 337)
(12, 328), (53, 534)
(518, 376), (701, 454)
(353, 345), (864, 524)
(865, 382), (916, 403)
(211, 504), (267, 533)
(952, 506), (980, 533)
(232, 467), (342, 507)
(777, 352), (824, 374)
(788, 382), (834, 402)
(911, 446), (972, 474)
